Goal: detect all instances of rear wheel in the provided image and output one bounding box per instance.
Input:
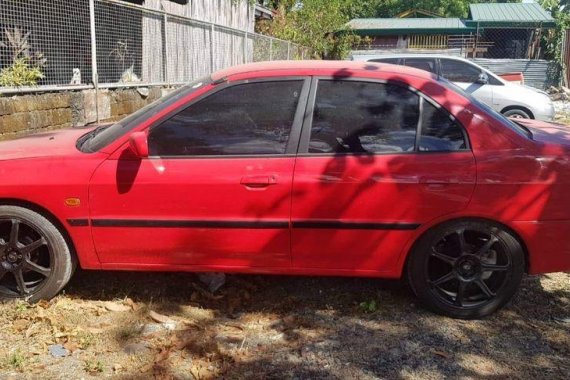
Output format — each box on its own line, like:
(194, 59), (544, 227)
(407, 220), (525, 319)
(0, 206), (73, 302)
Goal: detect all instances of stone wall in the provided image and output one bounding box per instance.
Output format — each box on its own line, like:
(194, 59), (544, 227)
(0, 87), (166, 141)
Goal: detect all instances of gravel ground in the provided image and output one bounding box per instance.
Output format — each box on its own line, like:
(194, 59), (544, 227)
(0, 270), (568, 380)
(553, 100), (570, 123)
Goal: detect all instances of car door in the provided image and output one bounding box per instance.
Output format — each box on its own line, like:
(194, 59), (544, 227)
(439, 58), (495, 109)
(89, 78), (310, 268)
(291, 78), (476, 273)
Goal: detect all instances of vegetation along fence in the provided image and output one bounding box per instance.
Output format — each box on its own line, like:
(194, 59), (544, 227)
(0, 0), (310, 94)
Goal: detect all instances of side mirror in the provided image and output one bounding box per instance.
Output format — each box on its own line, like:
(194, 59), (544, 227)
(477, 72), (489, 85)
(128, 131), (149, 158)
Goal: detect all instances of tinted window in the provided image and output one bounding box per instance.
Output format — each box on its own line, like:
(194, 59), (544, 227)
(370, 58), (399, 64)
(440, 59), (482, 83)
(404, 58), (436, 73)
(80, 77), (211, 152)
(309, 81), (419, 154)
(148, 80), (303, 156)
(420, 101), (467, 151)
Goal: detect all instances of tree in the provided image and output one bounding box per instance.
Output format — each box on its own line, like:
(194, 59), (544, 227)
(256, 0), (522, 59)
(539, 0), (570, 63)
(256, 0), (364, 59)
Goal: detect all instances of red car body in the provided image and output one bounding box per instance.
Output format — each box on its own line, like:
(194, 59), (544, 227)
(1, 61), (569, 279)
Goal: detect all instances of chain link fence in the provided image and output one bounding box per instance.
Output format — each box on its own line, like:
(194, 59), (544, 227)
(355, 22), (551, 60)
(352, 22), (560, 89)
(0, 0), (311, 94)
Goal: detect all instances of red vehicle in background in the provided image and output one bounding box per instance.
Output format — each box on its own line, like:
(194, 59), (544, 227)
(0, 61), (569, 319)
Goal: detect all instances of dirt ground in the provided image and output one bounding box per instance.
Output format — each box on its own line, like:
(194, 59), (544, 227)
(0, 270), (568, 380)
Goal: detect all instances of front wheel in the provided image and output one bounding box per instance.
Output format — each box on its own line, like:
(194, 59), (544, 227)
(502, 108), (531, 119)
(0, 206), (74, 302)
(407, 220), (525, 319)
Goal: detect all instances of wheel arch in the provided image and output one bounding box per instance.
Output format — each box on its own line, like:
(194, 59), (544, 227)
(403, 216), (531, 276)
(0, 198), (78, 263)
(500, 105), (535, 119)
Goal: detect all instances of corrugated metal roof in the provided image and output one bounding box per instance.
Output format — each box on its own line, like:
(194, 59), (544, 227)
(469, 3), (554, 23)
(348, 18), (468, 31)
(346, 18), (475, 36)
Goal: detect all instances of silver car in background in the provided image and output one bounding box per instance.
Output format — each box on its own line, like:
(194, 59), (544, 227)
(352, 54), (555, 121)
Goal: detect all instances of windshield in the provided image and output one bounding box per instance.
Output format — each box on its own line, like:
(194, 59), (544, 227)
(78, 77), (212, 152)
(438, 78), (532, 139)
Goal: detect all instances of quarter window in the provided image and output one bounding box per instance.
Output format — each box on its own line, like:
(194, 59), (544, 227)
(419, 101), (467, 151)
(148, 80), (304, 156)
(309, 80), (419, 154)
(440, 59), (482, 83)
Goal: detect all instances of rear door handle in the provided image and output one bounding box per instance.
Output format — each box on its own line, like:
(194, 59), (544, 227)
(240, 175), (277, 188)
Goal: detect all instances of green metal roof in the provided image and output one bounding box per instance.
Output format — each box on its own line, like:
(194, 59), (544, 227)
(468, 3), (555, 27)
(347, 18), (474, 36)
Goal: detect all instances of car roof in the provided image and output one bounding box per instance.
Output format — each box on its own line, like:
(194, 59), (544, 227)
(211, 60), (437, 81)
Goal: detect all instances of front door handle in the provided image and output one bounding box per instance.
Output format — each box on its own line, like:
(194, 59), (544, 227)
(240, 175), (277, 188)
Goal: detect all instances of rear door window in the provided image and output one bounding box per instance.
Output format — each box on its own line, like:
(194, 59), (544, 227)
(305, 79), (469, 154)
(404, 58), (437, 74)
(308, 80), (419, 154)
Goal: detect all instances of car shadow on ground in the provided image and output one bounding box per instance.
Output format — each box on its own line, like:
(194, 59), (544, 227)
(62, 269), (570, 379)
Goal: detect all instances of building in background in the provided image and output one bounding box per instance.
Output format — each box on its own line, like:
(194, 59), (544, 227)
(349, 2), (555, 59)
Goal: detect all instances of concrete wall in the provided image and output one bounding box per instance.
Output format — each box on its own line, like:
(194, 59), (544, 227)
(0, 87), (165, 141)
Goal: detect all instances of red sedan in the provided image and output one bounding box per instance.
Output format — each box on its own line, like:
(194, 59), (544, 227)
(0, 61), (569, 318)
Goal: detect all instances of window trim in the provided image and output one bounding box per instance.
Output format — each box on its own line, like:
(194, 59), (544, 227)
(146, 76), (311, 159)
(297, 76), (471, 157)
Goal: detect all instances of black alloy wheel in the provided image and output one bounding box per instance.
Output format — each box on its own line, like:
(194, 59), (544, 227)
(0, 206), (74, 301)
(0, 218), (52, 296)
(408, 220), (525, 319)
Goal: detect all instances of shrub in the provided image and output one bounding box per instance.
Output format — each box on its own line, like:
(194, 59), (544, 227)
(0, 58), (44, 87)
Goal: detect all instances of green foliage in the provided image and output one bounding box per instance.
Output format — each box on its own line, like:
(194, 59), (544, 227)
(84, 359), (104, 373)
(359, 299), (378, 313)
(0, 26), (46, 87)
(540, 0), (570, 63)
(256, 1), (521, 59)
(3, 350), (25, 371)
(0, 58), (45, 87)
(257, 0), (365, 59)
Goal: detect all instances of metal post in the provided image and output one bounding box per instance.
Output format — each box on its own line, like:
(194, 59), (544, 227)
(163, 14), (169, 85)
(210, 24), (215, 72)
(287, 41), (291, 60)
(269, 38), (273, 61)
(89, 0), (99, 124)
(243, 31), (248, 64)
(473, 23), (479, 59)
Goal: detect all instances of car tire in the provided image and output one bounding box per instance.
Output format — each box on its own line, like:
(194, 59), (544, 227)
(407, 220), (525, 319)
(502, 108), (531, 119)
(0, 206), (74, 302)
